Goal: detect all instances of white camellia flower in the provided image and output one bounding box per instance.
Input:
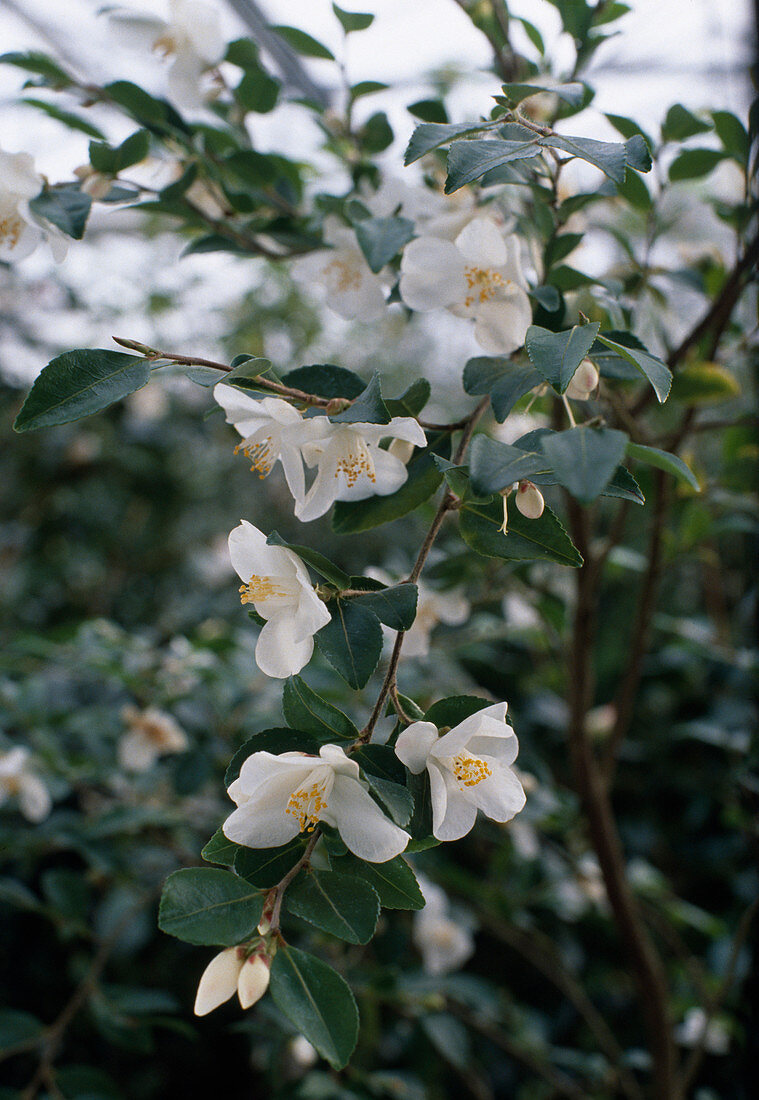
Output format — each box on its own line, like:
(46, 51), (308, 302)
(118, 705), (188, 772)
(400, 216), (532, 354)
(194, 946), (270, 1016)
(295, 417), (427, 522)
(214, 383), (325, 504)
(414, 876), (475, 975)
(0, 147), (67, 263)
(223, 743), (410, 862)
(108, 0), (225, 110)
(395, 702), (526, 841)
(0, 747), (52, 823)
(229, 521), (330, 678)
(292, 217), (388, 322)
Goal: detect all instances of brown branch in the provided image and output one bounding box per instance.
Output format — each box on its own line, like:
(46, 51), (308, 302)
(269, 831), (321, 934)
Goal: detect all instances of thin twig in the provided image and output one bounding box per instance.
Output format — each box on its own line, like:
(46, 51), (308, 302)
(269, 831), (320, 934)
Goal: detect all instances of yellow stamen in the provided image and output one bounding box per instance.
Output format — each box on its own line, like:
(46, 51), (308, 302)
(0, 214), (24, 251)
(335, 439), (376, 487)
(452, 751), (491, 788)
(286, 779), (328, 832)
(235, 436), (274, 478)
(325, 258), (362, 293)
(463, 265), (511, 308)
(239, 575), (289, 605)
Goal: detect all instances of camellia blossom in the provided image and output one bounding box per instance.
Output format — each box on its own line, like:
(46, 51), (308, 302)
(0, 747), (52, 823)
(229, 521), (330, 678)
(214, 383), (325, 503)
(108, 0), (225, 110)
(194, 946), (270, 1016)
(223, 743), (410, 862)
(295, 417), (427, 522)
(0, 147), (66, 263)
(118, 705), (188, 772)
(499, 480), (545, 533)
(395, 703), (526, 841)
(291, 217), (388, 322)
(399, 216), (532, 354)
(413, 876), (475, 975)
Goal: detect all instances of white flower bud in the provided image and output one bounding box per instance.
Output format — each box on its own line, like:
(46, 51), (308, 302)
(515, 481), (544, 520)
(237, 954), (271, 1009)
(194, 947), (244, 1016)
(388, 437), (416, 465)
(565, 359), (599, 400)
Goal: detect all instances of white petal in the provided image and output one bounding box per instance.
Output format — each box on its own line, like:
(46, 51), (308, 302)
(178, 0), (225, 63)
(222, 771), (302, 847)
(237, 956), (271, 1009)
(455, 218), (507, 267)
(255, 615), (315, 678)
(319, 743), (360, 779)
(107, 11), (167, 52)
(294, 456), (340, 522)
(362, 417), (428, 448)
(167, 53), (208, 110)
(395, 723), (439, 774)
(279, 444), (307, 501)
(234, 751), (313, 797)
(468, 763), (526, 822)
(18, 774), (51, 822)
(431, 703), (508, 758)
(293, 587), (331, 640)
(399, 237), (465, 311)
(335, 446), (408, 502)
(330, 775), (409, 862)
(118, 731), (158, 773)
(429, 763), (477, 842)
(194, 948), (243, 1016)
(228, 521), (296, 584)
(473, 291), (532, 355)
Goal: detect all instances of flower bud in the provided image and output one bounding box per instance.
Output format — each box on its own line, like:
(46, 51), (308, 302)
(388, 437), (415, 464)
(565, 359), (599, 400)
(194, 947), (244, 1016)
(74, 165), (112, 201)
(237, 953), (271, 1009)
(515, 481), (544, 519)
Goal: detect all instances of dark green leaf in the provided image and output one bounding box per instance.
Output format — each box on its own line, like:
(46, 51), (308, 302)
(355, 215), (415, 273)
(525, 323), (600, 394)
(269, 946), (358, 1070)
(201, 829), (240, 868)
(0, 50), (70, 85)
(271, 26), (335, 60)
(333, 4), (374, 32)
(286, 869), (379, 942)
(316, 601), (383, 689)
(0, 1010), (44, 1052)
(283, 676), (358, 741)
(329, 373), (390, 425)
(460, 499), (583, 567)
(463, 356), (542, 422)
(332, 854), (424, 909)
(624, 134), (652, 172)
(351, 80), (389, 100)
(545, 233), (583, 266)
(541, 426), (629, 504)
(469, 435), (549, 495)
(661, 103), (712, 142)
(595, 333), (672, 402)
(445, 138), (541, 192)
(386, 378), (431, 418)
(158, 868), (263, 946)
(541, 133), (628, 183)
(332, 442), (444, 533)
(29, 187), (91, 239)
(361, 112), (393, 153)
(89, 130), (150, 174)
(349, 583), (418, 631)
(404, 121), (492, 165)
(104, 81), (189, 134)
(498, 81), (585, 106)
(626, 442), (700, 491)
(21, 98), (105, 138)
(14, 350), (148, 432)
(605, 112), (654, 149)
(234, 838), (307, 887)
(281, 363), (366, 400)
(424, 695), (493, 728)
(236, 67), (280, 113)
(352, 744), (414, 827)
(530, 284), (562, 311)
(604, 464), (645, 504)
(668, 149), (725, 182)
(225, 39), (261, 68)
(711, 110), (750, 163)
(408, 98), (448, 122)
(225, 728), (322, 787)
(266, 531), (350, 588)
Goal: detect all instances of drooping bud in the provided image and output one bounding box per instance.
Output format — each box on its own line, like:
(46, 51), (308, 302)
(565, 358), (599, 400)
(194, 947), (244, 1016)
(515, 481), (544, 519)
(388, 437), (415, 464)
(498, 486), (513, 533)
(237, 953), (271, 1009)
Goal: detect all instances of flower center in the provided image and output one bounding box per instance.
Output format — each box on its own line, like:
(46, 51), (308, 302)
(335, 436), (376, 487)
(325, 258), (362, 293)
(239, 574), (290, 605)
(451, 751), (491, 788)
(235, 435), (274, 478)
(286, 777), (329, 832)
(153, 31), (179, 58)
(463, 265), (508, 308)
(0, 213), (24, 251)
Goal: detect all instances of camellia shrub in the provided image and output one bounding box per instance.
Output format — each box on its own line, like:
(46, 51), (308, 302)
(1, 2), (756, 1099)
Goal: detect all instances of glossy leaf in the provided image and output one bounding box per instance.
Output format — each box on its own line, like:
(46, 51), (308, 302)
(459, 499), (583, 567)
(626, 442), (700, 491)
(29, 187), (91, 239)
(595, 333), (672, 402)
(541, 426), (629, 504)
(316, 601), (383, 689)
(404, 121), (493, 165)
(234, 838), (307, 888)
(349, 582), (418, 631)
(158, 868), (263, 946)
(386, 378), (431, 418)
(333, 5), (374, 33)
(525, 323), (600, 394)
(332, 854), (424, 910)
(355, 215), (414, 273)
(424, 695), (493, 728)
(498, 81), (585, 106)
(269, 946), (358, 1070)
(271, 25), (335, 60)
(463, 356), (542, 421)
(283, 676), (358, 741)
(330, 373), (390, 425)
(353, 744), (414, 827)
(281, 363), (366, 400)
(445, 138), (542, 192)
(267, 531), (351, 588)
(469, 435), (549, 496)
(14, 350), (148, 432)
(201, 829), (240, 868)
(286, 869), (379, 942)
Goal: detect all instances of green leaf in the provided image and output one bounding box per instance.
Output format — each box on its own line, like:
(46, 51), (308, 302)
(408, 98), (448, 122)
(201, 829), (240, 868)
(605, 112), (654, 148)
(361, 111), (393, 153)
(21, 98), (105, 139)
(541, 133), (629, 183)
(281, 363), (366, 399)
(469, 435), (549, 495)
(624, 134), (652, 173)
(269, 946), (358, 1070)
(158, 868), (263, 946)
(386, 378), (431, 418)
(670, 362), (741, 405)
(355, 215), (415, 273)
(272, 25), (335, 60)
(463, 356), (542, 422)
(525, 323), (600, 394)
(236, 67), (280, 113)
(352, 744), (414, 827)
(445, 138), (541, 192)
(460, 499), (583, 567)
(424, 695), (493, 728)
(0, 50), (70, 85)
(711, 110), (750, 163)
(545, 232), (583, 266)
(225, 728), (322, 786)
(661, 103), (712, 142)
(0, 1010), (44, 1052)
(329, 373), (390, 425)
(266, 530), (351, 588)
(541, 426), (629, 504)
(13, 350), (149, 432)
(626, 442), (700, 491)
(332, 854), (424, 909)
(234, 838), (307, 888)
(404, 121), (493, 164)
(316, 601), (383, 689)
(668, 149), (725, 182)
(351, 80), (389, 100)
(283, 676), (358, 741)
(89, 130), (150, 174)
(604, 464), (645, 505)
(498, 81), (585, 106)
(595, 333), (672, 402)
(29, 187), (91, 239)
(286, 869), (379, 942)
(333, 4), (374, 32)
(349, 582), (418, 631)
(104, 81), (189, 134)
(225, 38), (261, 68)
(332, 442), (444, 533)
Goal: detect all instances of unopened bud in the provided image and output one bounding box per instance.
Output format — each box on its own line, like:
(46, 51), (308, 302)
(325, 397), (351, 416)
(237, 953), (271, 1009)
(565, 359), (599, 400)
(194, 947), (244, 1016)
(389, 437), (415, 464)
(515, 481), (544, 519)
(74, 165), (112, 200)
